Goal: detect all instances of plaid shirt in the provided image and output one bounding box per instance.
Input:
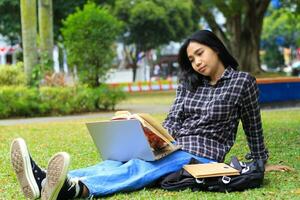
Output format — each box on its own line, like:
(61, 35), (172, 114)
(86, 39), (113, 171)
(163, 67), (268, 162)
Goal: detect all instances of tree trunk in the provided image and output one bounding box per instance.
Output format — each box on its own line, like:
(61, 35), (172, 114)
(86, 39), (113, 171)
(227, 0), (269, 74)
(232, 29), (261, 73)
(20, 0), (38, 85)
(132, 65), (137, 82)
(38, 0), (54, 72)
(228, 24), (262, 73)
(128, 45), (140, 82)
(196, 0), (270, 74)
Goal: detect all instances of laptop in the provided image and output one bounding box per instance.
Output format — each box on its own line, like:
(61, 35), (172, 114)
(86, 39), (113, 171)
(86, 119), (180, 162)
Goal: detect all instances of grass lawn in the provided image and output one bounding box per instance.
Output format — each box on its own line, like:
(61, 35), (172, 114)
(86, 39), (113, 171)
(0, 92), (299, 199)
(121, 91), (176, 105)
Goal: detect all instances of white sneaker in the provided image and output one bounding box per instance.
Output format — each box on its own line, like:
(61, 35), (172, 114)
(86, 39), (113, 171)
(41, 152), (70, 200)
(10, 138), (44, 199)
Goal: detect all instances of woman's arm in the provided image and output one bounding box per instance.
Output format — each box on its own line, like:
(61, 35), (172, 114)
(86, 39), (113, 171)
(240, 75), (269, 161)
(163, 84), (186, 138)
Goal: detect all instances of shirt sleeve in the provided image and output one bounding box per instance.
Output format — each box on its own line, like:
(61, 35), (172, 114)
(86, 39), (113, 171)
(163, 84), (186, 138)
(240, 75), (269, 161)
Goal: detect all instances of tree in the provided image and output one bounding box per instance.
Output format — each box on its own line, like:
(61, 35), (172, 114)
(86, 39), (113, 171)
(0, 0), (20, 44)
(52, 1), (113, 41)
(38, 0), (54, 72)
(0, 0), (87, 45)
(20, 0), (38, 85)
(262, 42), (285, 69)
(193, 0), (271, 74)
(262, 6), (300, 47)
(52, 0), (86, 41)
(114, 0), (198, 81)
(1, 0), (111, 84)
(61, 2), (122, 87)
(261, 4), (300, 68)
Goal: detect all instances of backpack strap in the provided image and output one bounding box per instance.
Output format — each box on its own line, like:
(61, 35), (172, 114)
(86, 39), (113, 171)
(229, 156), (242, 172)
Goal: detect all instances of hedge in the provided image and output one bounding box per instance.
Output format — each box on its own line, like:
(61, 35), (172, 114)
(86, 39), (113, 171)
(0, 85), (126, 118)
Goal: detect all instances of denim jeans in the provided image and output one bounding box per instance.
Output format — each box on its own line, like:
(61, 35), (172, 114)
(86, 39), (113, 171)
(68, 150), (214, 197)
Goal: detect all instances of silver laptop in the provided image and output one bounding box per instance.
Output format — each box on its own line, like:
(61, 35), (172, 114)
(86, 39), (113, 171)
(86, 119), (180, 162)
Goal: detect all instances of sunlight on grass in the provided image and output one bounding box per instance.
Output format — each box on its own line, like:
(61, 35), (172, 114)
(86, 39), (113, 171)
(1, 108), (299, 199)
(121, 91), (176, 105)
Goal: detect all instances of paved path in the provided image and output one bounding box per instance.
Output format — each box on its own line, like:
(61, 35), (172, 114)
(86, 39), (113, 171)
(0, 104), (171, 126)
(0, 103), (299, 126)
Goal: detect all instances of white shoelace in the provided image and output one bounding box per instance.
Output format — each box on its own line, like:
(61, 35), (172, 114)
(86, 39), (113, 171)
(68, 178), (80, 197)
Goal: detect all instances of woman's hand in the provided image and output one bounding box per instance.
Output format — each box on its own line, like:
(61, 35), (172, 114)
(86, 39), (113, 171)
(265, 164), (294, 172)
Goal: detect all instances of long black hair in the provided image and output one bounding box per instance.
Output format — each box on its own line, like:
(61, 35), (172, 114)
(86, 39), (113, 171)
(178, 30), (238, 91)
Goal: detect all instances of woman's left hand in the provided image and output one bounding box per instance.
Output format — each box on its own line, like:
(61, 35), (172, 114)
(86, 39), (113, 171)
(265, 164), (294, 172)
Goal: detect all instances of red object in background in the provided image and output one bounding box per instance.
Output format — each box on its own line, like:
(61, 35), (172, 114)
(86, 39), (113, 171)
(0, 46), (17, 54)
(0, 47), (7, 53)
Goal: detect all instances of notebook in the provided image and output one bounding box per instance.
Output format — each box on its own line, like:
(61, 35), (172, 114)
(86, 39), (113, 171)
(183, 163), (240, 178)
(86, 119), (180, 162)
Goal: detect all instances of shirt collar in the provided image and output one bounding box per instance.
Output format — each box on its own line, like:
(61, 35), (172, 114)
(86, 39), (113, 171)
(202, 66), (234, 85)
(219, 66), (234, 80)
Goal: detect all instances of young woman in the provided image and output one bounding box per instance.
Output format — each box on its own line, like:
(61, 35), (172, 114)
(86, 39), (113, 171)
(10, 30), (268, 200)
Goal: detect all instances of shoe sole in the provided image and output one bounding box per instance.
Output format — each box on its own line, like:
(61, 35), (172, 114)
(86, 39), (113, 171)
(10, 138), (40, 199)
(41, 152), (70, 200)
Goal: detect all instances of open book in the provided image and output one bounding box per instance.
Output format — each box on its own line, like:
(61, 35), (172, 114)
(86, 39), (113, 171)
(111, 111), (178, 152)
(86, 111), (180, 161)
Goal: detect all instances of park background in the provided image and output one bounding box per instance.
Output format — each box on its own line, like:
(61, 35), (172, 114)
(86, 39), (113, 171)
(0, 0), (300, 199)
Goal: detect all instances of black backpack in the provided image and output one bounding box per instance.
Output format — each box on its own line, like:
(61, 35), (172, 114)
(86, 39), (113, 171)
(160, 156), (265, 192)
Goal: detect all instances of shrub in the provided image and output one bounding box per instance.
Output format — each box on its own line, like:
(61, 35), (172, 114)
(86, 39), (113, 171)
(39, 87), (74, 115)
(41, 72), (67, 87)
(0, 62), (26, 86)
(95, 84), (127, 110)
(0, 86), (39, 117)
(69, 86), (97, 113)
(0, 84), (126, 118)
(61, 2), (122, 87)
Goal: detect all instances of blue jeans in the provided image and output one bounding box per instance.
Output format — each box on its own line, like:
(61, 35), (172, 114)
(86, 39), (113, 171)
(68, 150), (214, 197)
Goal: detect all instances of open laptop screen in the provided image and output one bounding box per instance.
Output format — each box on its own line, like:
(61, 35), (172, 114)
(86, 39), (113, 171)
(86, 119), (155, 161)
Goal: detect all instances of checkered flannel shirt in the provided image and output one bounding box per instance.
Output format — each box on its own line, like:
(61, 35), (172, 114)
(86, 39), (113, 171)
(163, 67), (269, 162)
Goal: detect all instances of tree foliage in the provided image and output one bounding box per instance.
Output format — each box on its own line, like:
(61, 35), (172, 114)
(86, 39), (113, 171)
(262, 6), (300, 47)
(114, 0), (198, 81)
(52, 0), (87, 41)
(0, 0), (87, 44)
(61, 2), (122, 87)
(115, 0), (197, 50)
(124, 0), (195, 48)
(0, 0), (20, 44)
(0, 0), (115, 44)
(262, 43), (285, 69)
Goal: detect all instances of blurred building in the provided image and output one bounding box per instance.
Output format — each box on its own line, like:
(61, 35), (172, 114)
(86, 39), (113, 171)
(106, 41), (181, 83)
(0, 35), (21, 65)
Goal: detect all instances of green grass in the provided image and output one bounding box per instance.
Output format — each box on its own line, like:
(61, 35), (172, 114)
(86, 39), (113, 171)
(1, 92), (300, 199)
(121, 91), (175, 105)
(254, 71), (289, 78)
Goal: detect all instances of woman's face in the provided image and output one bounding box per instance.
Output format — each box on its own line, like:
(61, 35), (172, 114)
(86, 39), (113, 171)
(186, 41), (224, 81)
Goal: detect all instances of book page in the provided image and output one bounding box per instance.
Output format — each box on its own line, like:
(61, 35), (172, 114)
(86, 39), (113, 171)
(143, 126), (168, 151)
(112, 111), (176, 149)
(136, 113), (175, 142)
